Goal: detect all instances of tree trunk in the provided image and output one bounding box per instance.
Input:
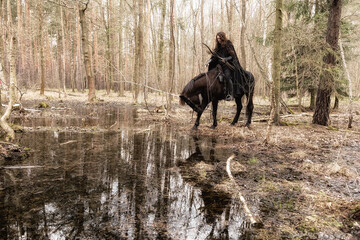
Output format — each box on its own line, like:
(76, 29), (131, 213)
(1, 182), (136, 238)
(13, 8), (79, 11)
(309, 87), (316, 110)
(76, 3), (82, 92)
(57, 29), (62, 98)
(133, 0), (144, 102)
(0, 0), (16, 140)
(271, 0), (283, 124)
(118, 0), (124, 96)
(79, 2), (96, 102)
(17, 0), (24, 86)
(200, 0), (205, 66)
(60, 1), (67, 97)
(103, 0), (114, 94)
(339, 38), (353, 128)
(240, 0), (247, 68)
(38, 2), (45, 95)
(103, 3), (111, 94)
(313, 0), (342, 126)
(191, 5), (197, 78)
(226, 0), (233, 39)
(0, 38), (15, 140)
(333, 95), (339, 109)
(157, 0), (166, 88)
(167, 0), (175, 112)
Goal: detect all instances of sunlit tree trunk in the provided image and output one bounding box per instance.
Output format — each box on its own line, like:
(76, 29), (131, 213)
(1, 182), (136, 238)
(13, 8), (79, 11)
(60, 1), (67, 97)
(166, 0), (175, 112)
(157, 0), (166, 88)
(271, 0), (283, 124)
(210, 2), (214, 37)
(79, 2), (96, 102)
(24, 0), (33, 87)
(144, 0), (151, 102)
(75, 3), (82, 92)
(118, 0), (124, 96)
(17, 0), (24, 84)
(191, 5), (197, 78)
(0, 0), (9, 93)
(240, 0), (247, 68)
(133, 0), (144, 102)
(200, 0), (205, 65)
(38, 2), (45, 95)
(226, 0), (233, 39)
(71, 23), (76, 92)
(339, 38), (353, 128)
(221, 0), (224, 31)
(313, 0), (342, 126)
(0, 0), (16, 140)
(91, 8), (100, 90)
(57, 29), (62, 97)
(103, 4), (110, 94)
(103, 0), (114, 94)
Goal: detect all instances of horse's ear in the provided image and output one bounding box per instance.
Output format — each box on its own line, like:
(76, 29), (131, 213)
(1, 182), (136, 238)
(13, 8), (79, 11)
(216, 64), (223, 73)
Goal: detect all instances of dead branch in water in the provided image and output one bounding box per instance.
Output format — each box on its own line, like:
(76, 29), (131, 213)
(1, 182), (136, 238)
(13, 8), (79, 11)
(226, 154), (258, 225)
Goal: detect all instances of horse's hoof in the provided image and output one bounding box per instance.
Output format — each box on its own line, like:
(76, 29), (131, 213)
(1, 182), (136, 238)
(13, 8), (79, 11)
(192, 125), (198, 130)
(210, 125), (217, 129)
(245, 124), (251, 129)
(230, 122), (236, 126)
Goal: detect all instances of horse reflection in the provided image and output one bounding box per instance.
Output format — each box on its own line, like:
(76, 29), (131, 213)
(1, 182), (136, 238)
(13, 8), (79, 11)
(178, 136), (231, 239)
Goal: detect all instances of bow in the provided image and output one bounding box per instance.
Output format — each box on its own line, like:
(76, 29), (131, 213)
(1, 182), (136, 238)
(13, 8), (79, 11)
(202, 43), (235, 71)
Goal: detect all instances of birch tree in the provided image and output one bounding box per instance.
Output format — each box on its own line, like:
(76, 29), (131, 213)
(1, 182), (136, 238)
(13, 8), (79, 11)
(0, 0), (16, 140)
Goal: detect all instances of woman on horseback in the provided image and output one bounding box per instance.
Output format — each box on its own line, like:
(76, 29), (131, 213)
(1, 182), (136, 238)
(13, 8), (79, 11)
(206, 32), (243, 101)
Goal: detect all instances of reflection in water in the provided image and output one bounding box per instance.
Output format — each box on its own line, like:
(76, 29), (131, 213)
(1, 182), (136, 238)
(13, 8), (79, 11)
(1, 108), (249, 239)
(11, 104), (137, 129)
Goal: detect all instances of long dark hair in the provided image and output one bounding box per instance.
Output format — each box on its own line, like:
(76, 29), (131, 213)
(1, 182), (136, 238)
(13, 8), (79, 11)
(213, 32), (235, 56)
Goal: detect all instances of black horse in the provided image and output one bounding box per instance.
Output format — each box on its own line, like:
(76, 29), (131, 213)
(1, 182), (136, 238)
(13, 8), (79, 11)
(180, 64), (255, 130)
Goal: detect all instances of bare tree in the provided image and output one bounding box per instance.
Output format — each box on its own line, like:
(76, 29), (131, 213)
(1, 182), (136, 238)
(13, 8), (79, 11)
(157, 0), (166, 87)
(118, 0), (124, 96)
(240, 0), (247, 68)
(79, 1), (96, 102)
(271, 0), (283, 124)
(37, 1), (45, 95)
(166, 0), (175, 111)
(59, 0), (67, 97)
(133, 0), (144, 102)
(200, 0), (205, 65)
(0, 0), (16, 140)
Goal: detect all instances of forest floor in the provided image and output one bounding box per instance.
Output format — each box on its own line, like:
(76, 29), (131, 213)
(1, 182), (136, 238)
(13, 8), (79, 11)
(2, 89), (360, 239)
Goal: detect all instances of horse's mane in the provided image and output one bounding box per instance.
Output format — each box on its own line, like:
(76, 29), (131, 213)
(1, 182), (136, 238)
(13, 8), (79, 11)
(179, 73), (206, 105)
(180, 66), (223, 106)
(184, 73), (205, 92)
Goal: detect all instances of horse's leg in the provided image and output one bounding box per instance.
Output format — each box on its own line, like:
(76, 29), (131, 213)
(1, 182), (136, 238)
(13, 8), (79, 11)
(192, 98), (209, 130)
(231, 94), (244, 125)
(210, 99), (218, 129)
(192, 111), (203, 130)
(245, 90), (254, 127)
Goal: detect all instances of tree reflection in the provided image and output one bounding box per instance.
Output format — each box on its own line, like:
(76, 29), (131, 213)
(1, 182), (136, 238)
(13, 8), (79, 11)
(1, 124), (246, 239)
(178, 136), (232, 240)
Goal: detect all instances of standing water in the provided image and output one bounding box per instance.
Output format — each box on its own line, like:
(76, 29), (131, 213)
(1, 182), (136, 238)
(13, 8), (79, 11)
(1, 105), (252, 239)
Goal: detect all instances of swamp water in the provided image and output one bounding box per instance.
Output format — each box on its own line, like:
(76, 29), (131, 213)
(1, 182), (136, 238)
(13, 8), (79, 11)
(1, 106), (253, 240)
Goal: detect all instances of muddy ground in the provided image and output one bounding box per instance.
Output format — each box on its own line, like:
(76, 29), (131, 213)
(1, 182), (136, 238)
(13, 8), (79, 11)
(2, 90), (360, 239)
